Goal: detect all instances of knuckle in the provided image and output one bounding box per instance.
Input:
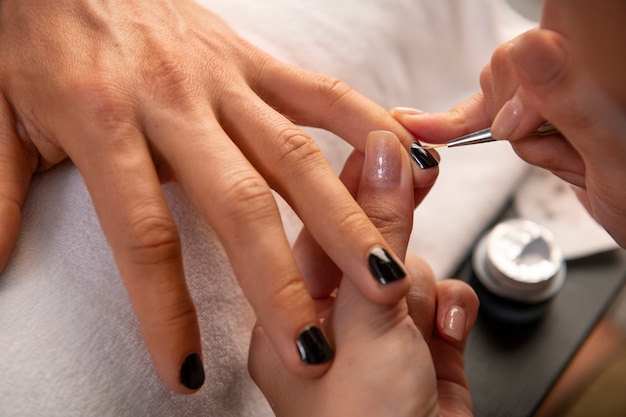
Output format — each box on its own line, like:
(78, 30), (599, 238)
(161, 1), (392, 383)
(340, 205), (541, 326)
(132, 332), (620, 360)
(361, 196), (412, 237)
(124, 210), (182, 266)
(367, 211), (408, 238)
(334, 206), (371, 237)
(316, 76), (353, 106)
(149, 295), (198, 335)
(273, 127), (324, 168)
(65, 78), (133, 129)
(220, 172), (277, 223)
(270, 272), (309, 306)
(140, 53), (199, 105)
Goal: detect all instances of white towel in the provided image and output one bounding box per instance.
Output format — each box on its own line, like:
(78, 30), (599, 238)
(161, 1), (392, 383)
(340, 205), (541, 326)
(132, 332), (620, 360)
(0, 1), (536, 416)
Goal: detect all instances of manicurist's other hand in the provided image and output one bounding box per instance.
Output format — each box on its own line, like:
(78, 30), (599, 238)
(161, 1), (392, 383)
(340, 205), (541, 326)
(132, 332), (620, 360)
(249, 131), (477, 417)
(0, 0), (439, 392)
(392, 1), (626, 247)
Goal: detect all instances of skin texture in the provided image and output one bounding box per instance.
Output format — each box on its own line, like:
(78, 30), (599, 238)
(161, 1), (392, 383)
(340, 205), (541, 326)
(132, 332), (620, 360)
(392, 0), (626, 248)
(0, 0), (439, 392)
(250, 131), (478, 417)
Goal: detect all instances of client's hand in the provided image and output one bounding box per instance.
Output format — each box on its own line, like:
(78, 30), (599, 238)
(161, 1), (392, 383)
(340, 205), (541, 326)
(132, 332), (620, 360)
(249, 131), (477, 417)
(0, 0), (439, 392)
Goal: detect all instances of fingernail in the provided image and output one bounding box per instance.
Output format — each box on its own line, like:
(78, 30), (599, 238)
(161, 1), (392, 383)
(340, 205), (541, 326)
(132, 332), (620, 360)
(296, 326), (334, 365)
(510, 32), (567, 85)
(491, 95), (523, 139)
(442, 306), (467, 342)
(180, 353), (205, 390)
(390, 107), (424, 117)
(365, 131), (402, 186)
(368, 246), (407, 285)
(410, 142), (439, 170)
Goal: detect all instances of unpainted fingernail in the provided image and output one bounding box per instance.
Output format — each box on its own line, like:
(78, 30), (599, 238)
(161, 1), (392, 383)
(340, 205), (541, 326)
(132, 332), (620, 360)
(368, 246), (407, 285)
(180, 353), (205, 390)
(442, 306), (467, 342)
(410, 142), (439, 170)
(491, 95), (523, 140)
(296, 326), (334, 365)
(390, 107), (424, 117)
(365, 131), (402, 187)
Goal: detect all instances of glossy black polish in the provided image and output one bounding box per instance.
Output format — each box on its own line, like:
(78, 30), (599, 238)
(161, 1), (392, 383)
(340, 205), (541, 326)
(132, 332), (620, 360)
(368, 247), (407, 285)
(296, 326), (334, 365)
(180, 353), (205, 390)
(410, 142), (439, 169)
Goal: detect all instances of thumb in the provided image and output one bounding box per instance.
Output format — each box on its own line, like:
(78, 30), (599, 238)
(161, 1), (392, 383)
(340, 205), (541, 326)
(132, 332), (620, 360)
(330, 130), (425, 336)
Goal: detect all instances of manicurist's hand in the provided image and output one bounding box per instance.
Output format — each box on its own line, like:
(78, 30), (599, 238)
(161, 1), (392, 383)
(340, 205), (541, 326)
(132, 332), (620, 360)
(392, 1), (626, 248)
(249, 131), (477, 417)
(0, 0), (439, 393)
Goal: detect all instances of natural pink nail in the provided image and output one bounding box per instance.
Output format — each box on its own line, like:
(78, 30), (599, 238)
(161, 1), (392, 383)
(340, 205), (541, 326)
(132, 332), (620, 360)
(491, 95), (523, 140)
(442, 306), (466, 342)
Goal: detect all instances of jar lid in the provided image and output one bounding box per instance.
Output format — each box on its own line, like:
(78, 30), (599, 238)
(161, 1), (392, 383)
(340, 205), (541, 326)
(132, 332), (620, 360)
(473, 219), (566, 303)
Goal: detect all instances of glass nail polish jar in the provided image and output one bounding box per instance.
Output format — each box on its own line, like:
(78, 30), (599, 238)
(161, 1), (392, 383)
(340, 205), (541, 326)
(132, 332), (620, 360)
(471, 219), (566, 324)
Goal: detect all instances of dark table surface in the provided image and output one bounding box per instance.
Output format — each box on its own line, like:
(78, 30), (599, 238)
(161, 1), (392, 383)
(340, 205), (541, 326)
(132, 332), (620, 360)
(456, 236), (626, 417)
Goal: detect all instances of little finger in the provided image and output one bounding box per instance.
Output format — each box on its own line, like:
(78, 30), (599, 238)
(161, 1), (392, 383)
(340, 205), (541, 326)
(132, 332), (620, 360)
(64, 123), (203, 394)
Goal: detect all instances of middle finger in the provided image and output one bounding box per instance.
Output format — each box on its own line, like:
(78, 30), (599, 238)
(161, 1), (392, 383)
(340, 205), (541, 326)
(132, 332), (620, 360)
(219, 90), (412, 304)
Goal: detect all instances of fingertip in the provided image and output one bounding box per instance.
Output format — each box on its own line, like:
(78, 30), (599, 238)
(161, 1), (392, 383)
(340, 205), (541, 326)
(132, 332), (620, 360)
(440, 306), (468, 343)
(409, 143), (440, 179)
(390, 108), (435, 140)
(390, 107), (424, 117)
(251, 279), (335, 379)
(491, 95), (523, 140)
(269, 324), (334, 380)
(296, 326), (335, 366)
(353, 244), (412, 306)
(340, 245), (412, 307)
(491, 93), (546, 141)
(435, 279), (479, 343)
(179, 352), (206, 393)
(143, 307), (205, 394)
(367, 246), (408, 286)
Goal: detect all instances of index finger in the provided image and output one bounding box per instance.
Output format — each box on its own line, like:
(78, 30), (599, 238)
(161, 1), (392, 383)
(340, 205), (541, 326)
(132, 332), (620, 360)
(251, 60), (440, 186)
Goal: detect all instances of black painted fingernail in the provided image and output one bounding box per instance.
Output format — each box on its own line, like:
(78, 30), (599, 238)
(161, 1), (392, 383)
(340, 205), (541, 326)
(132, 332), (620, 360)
(180, 353), (205, 390)
(368, 247), (407, 285)
(410, 142), (439, 169)
(296, 326), (334, 365)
